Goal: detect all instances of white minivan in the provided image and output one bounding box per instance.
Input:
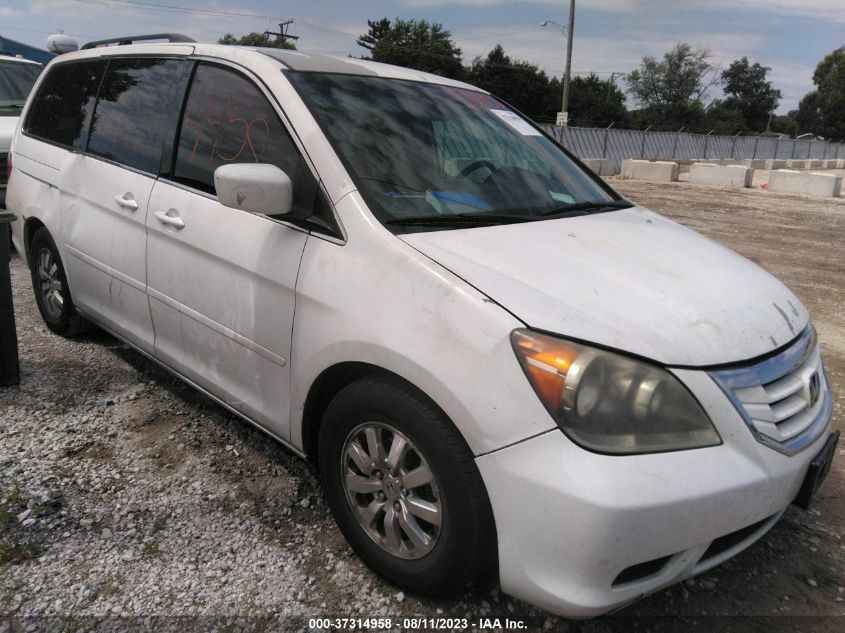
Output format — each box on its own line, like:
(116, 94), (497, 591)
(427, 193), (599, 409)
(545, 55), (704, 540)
(6, 36), (837, 617)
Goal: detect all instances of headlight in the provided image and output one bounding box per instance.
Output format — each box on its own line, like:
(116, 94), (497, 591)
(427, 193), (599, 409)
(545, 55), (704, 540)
(511, 329), (721, 454)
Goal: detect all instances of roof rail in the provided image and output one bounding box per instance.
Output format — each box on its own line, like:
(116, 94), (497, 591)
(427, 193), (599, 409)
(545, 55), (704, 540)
(81, 33), (195, 50)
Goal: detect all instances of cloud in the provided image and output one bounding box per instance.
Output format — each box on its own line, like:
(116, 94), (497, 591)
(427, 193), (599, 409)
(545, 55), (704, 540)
(401, 0), (845, 22)
(400, 0), (639, 8)
(0, 8), (25, 18)
(767, 61), (816, 112)
(708, 0), (845, 22)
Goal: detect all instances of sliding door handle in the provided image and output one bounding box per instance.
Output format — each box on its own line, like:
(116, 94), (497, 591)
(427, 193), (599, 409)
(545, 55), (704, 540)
(114, 193), (139, 211)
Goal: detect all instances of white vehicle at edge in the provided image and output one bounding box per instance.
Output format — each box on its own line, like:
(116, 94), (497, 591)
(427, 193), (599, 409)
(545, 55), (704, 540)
(0, 55), (41, 208)
(6, 36), (837, 618)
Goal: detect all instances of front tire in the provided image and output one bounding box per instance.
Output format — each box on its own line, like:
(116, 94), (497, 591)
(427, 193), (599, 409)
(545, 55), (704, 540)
(319, 374), (496, 595)
(28, 227), (89, 336)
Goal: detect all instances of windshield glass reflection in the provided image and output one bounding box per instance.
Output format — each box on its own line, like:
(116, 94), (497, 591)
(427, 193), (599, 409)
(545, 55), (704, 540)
(289, 72), (620, 228)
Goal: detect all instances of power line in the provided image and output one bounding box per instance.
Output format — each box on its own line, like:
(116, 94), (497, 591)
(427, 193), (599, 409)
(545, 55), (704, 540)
(58, 1), (627, 78)
(67, 0), (288, 21)
(456, 27), (546, 41)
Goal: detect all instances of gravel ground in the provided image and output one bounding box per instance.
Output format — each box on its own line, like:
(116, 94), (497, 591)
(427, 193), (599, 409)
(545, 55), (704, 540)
(1, 178), (843, 632)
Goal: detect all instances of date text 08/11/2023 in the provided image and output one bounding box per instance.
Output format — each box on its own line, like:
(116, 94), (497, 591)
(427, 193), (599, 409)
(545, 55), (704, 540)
(307, 617), (528, 630)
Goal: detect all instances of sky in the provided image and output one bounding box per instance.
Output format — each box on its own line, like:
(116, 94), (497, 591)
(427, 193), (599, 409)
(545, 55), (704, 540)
(1, 0), (842, 114)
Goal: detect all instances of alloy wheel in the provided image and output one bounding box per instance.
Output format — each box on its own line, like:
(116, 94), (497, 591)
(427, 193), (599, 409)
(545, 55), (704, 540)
(37, 247), (64, 320)
(341, 422), (442, 560)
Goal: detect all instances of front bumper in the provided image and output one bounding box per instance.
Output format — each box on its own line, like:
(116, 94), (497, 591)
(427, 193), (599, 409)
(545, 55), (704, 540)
(477, 368), (832, 618)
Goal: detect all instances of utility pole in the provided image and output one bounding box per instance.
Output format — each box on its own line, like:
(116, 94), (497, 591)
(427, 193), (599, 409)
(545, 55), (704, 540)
(264, 20), (300, 47)
(541, 1), (576, 127)
(561, 0), (575, 127)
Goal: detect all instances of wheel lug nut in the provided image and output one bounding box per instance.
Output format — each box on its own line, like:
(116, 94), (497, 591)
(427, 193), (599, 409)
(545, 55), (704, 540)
(400, 487), (407, 496)
(373, 470), (383, 479)
(393, 502), (402, 512)
(377, 492), (386, 502)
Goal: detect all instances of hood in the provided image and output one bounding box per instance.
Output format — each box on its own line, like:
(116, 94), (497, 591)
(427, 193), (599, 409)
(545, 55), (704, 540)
(399, 206), (808, 367)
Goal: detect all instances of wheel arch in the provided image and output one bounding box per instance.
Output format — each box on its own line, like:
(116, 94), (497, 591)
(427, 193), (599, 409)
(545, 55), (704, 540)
(301, 361), (402, 467)
(23, 216), (46, 263)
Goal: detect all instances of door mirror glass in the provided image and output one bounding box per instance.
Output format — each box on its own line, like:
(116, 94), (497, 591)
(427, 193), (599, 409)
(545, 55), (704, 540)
(214, 163), (292, 216)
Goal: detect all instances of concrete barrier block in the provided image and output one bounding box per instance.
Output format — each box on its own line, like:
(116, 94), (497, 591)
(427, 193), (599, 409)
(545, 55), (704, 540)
(621, 160), (678, 182)
(823, 159), (838, 169)
(837, 159), (845, 169)
(809, 160), (825, 169)
(787, 160), (807, 169)
(620, 159), (639, 178)
(764, 159), (788, 170)
(689, 163), (753, 188)
(582, 158), (618, 177)
(743, 159), (767, 169)
(768, 169), (842, 198)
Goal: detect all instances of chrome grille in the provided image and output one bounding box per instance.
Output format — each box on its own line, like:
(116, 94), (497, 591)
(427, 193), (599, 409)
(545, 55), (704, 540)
(710, 327), (832, 455)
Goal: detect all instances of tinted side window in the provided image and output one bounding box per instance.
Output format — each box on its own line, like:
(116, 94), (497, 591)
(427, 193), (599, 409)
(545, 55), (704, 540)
(87, 58), (191, 174)
(24, 60), (106, 149)
(173, 64), (315, 214)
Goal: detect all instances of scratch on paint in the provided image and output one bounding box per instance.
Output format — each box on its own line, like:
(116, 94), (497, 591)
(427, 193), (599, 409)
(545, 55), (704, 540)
(772, 302), (796, 335)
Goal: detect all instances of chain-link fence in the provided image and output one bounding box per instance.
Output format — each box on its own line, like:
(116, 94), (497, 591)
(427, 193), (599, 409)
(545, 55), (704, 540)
(540, 125), (845, 170)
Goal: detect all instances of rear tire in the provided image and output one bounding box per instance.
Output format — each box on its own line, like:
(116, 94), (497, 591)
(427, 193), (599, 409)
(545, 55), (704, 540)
(28, 228), (89, 336)
(319, 374), (496, 595)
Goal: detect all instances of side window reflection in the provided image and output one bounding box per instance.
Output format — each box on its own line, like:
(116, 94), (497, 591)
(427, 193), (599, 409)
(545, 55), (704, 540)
(174, 64), (301, 198)
(87, 59), (191, 174)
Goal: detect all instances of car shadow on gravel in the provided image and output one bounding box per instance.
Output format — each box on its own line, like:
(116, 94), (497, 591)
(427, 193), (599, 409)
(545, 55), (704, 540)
(72, 325), (323, 510)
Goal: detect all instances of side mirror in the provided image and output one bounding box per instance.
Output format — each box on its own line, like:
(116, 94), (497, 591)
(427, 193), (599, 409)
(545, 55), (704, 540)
(214, 163), (292, 216)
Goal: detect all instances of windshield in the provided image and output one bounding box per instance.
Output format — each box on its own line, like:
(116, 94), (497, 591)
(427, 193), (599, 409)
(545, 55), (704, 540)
(288, 72), (625, 230)
(0, 60), (41, 115)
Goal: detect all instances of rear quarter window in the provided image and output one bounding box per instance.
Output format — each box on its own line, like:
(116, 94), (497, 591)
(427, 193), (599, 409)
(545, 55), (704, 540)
(24, 60), (106, 149)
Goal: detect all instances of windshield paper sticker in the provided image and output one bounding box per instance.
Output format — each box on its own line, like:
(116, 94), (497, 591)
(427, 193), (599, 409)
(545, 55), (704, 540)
(490, 109), (542, 136)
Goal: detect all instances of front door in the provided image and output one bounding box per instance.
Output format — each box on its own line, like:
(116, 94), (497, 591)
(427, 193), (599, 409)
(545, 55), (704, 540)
(146, 62), (317, 436)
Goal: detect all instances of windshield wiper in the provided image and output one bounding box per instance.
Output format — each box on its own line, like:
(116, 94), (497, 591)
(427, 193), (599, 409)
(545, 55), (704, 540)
(538, 199), (633, 216)
(386, 213), (534, 227)
(388, 201), (633, 227)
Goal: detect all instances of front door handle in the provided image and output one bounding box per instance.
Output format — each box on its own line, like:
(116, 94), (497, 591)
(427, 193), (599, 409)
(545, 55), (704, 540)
(114, 193), (138, 211)
(153, 209), (185, 230)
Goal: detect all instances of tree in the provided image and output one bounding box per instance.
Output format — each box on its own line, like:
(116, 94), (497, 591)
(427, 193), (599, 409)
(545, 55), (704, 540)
(703, 101), (746, 134)
(719, 57), (781, 131)
(218, 32), (296, 50)
(795, 46), (845, 139)
(356, 18), (463, 79)
(466, 45), (554, 118)
(626, 43), (717, 129)
(565, 73), (629, 126)
(770, 112), (799, 137)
